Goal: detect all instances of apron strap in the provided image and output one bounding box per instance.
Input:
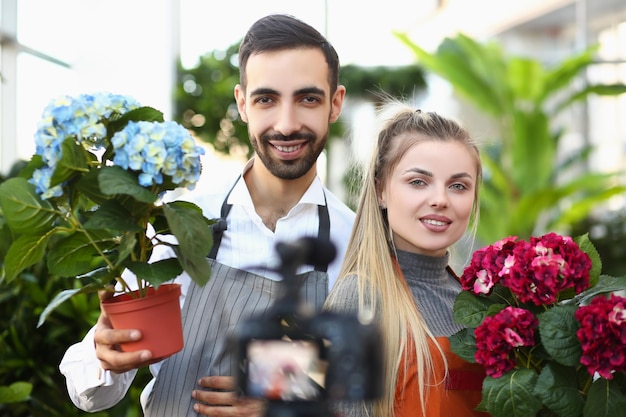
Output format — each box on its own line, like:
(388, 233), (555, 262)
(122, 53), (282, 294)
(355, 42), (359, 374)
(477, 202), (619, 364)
(207, 176), (238, 260)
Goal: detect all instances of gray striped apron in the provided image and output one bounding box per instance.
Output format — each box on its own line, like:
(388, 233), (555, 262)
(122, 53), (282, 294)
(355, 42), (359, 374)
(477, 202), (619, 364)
(145, 179), (331, 417)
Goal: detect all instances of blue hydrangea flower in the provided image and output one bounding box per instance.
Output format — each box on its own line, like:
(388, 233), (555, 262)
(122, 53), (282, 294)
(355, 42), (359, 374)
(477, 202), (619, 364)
(111, 121), (204, 189)
(29, 92), (141, 198)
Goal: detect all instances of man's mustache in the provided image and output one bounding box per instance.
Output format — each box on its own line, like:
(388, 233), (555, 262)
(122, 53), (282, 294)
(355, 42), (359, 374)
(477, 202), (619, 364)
(262, 132), (315, 142)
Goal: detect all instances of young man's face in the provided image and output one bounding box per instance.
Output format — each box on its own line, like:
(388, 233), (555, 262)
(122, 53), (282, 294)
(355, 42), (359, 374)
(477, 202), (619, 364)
(234, 48), (345, 180)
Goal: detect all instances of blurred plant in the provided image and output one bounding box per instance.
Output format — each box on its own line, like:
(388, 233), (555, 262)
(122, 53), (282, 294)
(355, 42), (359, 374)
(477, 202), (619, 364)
(396, 33), (626, 244)
(571, 208), (626, 277)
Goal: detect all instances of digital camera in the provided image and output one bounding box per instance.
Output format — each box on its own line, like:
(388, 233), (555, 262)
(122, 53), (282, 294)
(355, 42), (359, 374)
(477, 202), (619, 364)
(231, 237), (383, 417)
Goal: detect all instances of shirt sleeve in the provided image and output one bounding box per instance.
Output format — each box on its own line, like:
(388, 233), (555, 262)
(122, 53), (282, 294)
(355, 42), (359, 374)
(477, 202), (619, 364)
(58, 326), (138, 412)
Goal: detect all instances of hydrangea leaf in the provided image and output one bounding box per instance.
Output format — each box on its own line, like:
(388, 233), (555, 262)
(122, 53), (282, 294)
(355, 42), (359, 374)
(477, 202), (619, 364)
(576, 275), (626, 305)
(75, 168), (109, 204)
(534, 363), (584, 417)
(453, 291), (499, 327)
(4, 233), (54, 282)
(50, 136), (90, 187)
(449, 328), (478, 362)
(583, 374), (626, 417)
(82, 200), (143, 232)
(537, 304), (581, 366)
(574, 233), (601, 284)
(482, 369), (542, 417)
(107, 106), (164, 136)
(98, 166), (157, 204)
(47, 230), (120, 277)
(0, 177), (56, 234)
(125, 258), (183, 287)
(163, 201), (214, 286)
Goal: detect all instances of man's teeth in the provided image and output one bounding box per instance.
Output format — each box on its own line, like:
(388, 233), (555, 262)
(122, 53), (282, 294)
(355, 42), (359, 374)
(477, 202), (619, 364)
(275, 144), (301, 152)
(422, 219), (447, 226)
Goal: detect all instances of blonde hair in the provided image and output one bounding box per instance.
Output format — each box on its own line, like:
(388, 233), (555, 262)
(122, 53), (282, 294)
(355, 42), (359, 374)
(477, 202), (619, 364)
(325, 100), (482, 416)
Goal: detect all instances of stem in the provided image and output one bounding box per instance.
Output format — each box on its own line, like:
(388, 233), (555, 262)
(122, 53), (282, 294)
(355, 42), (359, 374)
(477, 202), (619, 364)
(516, 347), (543, 373)
(580, 370), (593, 394)
(65, 208), (132, 293)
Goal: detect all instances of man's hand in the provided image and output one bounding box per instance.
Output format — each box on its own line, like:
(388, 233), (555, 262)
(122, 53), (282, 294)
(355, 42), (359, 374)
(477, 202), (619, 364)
(192, 376), (266, 417)
(94, 289), (157, 373)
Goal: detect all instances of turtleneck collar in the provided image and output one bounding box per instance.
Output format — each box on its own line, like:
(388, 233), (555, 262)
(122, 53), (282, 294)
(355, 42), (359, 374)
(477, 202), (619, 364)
(395, 249), (450, 284)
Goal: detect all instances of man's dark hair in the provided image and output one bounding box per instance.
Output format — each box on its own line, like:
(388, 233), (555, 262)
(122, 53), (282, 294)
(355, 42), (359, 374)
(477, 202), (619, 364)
(238, 14), (340, 94)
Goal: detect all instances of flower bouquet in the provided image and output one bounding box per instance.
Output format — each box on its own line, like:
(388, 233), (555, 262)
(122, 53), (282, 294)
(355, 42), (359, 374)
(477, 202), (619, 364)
(0, 92), (214, 331)
(450, 232), (626, 417)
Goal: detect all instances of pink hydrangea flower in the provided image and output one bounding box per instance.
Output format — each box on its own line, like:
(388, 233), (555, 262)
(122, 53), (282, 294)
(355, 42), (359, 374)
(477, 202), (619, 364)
(474, 306), (538, 377)
(575, 294), (626, 379)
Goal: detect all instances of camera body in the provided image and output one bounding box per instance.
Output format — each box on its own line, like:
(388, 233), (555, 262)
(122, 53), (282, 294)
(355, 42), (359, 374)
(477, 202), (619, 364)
(231, 237), (382, 416)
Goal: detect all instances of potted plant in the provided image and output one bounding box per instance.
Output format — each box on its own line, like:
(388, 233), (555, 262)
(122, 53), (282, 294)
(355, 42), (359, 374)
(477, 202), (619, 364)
(0, 92), (214, 359)
(451, 232), (626, 417)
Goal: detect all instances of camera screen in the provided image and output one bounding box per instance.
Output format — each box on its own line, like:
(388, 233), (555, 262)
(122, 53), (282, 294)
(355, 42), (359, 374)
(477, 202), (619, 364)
(245, 339), (325, 401)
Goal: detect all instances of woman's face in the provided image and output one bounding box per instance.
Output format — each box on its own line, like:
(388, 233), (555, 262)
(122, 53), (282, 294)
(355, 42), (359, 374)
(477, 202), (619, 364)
(379, 139), (477, 257)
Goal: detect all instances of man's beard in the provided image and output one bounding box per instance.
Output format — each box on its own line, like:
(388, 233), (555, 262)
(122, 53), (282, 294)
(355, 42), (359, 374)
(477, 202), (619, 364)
(250, 130), (328, 180)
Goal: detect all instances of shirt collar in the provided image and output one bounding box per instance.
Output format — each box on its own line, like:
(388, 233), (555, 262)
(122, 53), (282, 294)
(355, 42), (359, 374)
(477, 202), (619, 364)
(228, 158), (326, 207)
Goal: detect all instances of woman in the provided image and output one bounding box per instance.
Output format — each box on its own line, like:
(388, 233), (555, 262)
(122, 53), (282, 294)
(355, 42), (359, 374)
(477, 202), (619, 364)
(324, 101), (489, 417)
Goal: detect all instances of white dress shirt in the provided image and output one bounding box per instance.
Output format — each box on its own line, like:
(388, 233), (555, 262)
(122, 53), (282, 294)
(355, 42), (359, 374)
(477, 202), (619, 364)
(59, 160), (355, 412)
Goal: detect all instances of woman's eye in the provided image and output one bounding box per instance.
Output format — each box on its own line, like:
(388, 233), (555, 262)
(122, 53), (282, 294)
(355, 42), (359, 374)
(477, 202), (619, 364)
(451, 183), (468, 191)
(410, 179), (426, 186)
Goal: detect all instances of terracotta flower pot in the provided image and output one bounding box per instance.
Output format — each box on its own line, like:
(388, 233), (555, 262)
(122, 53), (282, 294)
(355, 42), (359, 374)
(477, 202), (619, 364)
(101, 283), (183, 361)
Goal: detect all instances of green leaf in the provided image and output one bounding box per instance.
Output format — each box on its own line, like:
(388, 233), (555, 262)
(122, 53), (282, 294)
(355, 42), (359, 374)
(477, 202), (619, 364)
(394, 32), (506, 117)
(98, 165), (157, 203)
(108, 106), (164, 133)
(125, 258), (184, 287)
(574, 233), (602, 283)
(448, 328), (478, 362)
(482, 369), (542, 417)
(74, 167), (108, 203)
(163, 201), (214, 286)
(0, 381), (32, 404)
(583, 374), (626, 417)
(537, 304), (581, 367)
(534, 363), (585, 417)
(47, 230), (120, 277)
(50, 136), (89, 187)
(0, 177), (57, 234)
(453, 291), (503, 328)
(575, 275), (626, 305)
(37, 284), (106, 327)
(4, 232), (55, 282)
(82, 200), (143, 232)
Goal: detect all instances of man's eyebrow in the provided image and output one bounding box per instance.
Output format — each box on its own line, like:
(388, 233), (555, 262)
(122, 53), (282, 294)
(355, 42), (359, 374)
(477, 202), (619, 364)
(249, 86), (326, 97)
(249, 87), (279, 97)
(295, 86), (325, 97)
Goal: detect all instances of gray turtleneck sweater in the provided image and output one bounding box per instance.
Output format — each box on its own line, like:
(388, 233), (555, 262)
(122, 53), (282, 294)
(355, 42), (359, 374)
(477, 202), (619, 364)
(327, 249), (464, 337)
(395, 250), (464, 337)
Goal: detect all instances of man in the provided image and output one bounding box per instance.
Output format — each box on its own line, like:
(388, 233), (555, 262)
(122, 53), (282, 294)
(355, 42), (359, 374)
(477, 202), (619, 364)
(59, 13), (354, 417)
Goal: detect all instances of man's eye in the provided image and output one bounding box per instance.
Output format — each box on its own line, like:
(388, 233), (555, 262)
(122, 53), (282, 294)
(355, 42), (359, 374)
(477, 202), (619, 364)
(302, 96), (321, 104)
